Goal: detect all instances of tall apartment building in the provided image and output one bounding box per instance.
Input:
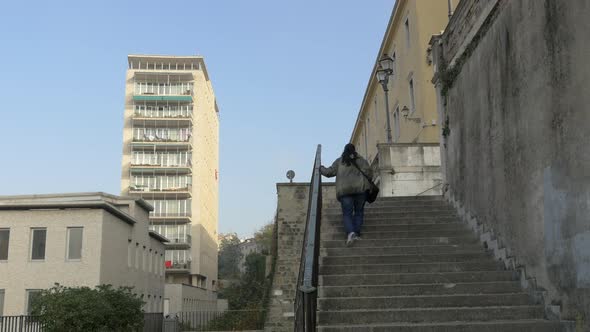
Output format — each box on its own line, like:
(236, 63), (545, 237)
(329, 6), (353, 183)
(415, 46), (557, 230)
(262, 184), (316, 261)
(121, 55), (219, 296)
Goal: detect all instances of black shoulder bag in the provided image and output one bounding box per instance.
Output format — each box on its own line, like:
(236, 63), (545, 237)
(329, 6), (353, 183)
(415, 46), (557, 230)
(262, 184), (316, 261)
(351, 160), (379, 203)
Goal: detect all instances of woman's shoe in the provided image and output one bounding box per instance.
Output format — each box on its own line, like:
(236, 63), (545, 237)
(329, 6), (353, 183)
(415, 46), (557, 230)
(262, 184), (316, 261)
(346, 232), (356, 246)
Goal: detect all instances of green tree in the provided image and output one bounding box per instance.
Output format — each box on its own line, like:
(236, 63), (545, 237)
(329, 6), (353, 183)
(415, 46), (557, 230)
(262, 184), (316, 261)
(243, 252), (267, 285)
(218, 252), (267, 310)
(208, 221), (278, 330)
(31, 284), (144, 332)
(218, 233), (242, 280)
(253, 221), (274, 255)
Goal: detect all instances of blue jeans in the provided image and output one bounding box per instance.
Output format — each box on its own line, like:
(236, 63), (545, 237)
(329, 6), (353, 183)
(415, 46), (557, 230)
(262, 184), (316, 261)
(340, 193), (366, 236)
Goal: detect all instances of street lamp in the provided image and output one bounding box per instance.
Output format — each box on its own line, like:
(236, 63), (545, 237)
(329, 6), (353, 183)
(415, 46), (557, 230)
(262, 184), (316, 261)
(376, 54), (395, 143)
(401, 105), (410, 118)
(401, 105), (422, 123)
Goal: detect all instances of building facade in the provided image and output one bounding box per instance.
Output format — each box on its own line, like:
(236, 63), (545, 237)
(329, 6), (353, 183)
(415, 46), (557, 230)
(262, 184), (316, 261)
(349, 0), (456, 196)
(0, 192), (166, 315)
(351, 0), (454, 157)
(120, 55), (219, 296)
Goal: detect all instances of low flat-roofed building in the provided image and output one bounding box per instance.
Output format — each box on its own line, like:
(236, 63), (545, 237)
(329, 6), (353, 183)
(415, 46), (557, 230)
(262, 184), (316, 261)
(0, 192), (167, 315)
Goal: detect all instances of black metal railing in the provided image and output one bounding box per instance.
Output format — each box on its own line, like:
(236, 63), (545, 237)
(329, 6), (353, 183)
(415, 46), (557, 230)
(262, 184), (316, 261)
(173, 310), (265, 331)
(0, 313), (162, 332)
(0, 316), (43, 332)
(294, 144), (322, 331)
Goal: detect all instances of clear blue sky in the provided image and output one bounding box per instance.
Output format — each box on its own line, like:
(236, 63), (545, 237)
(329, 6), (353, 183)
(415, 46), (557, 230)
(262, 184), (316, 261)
(0, 0), (394, 237)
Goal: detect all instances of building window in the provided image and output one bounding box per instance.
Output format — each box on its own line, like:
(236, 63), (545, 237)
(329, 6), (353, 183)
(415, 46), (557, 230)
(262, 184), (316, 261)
(394, 106), (401, 142)
(128, 240), (133, 268)
(0, 229), (9, 261)
(135, 243), (140, 269)
(26, 290), (42, 314)
(66, 227), (83, 260)
(148, 250), (153, 273)
(0, 289), (4, 315)
(30, 228), (47, 261)
(366, 117), (371, 160)
(409, 77), (416, 114)
(361, 126), (368, 159)
(405, 17), (410, 48)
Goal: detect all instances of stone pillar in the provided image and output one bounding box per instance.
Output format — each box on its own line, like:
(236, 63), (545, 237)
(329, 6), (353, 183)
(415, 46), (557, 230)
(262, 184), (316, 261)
(265, 183), (336, 332)
(375, 143), (443, 197)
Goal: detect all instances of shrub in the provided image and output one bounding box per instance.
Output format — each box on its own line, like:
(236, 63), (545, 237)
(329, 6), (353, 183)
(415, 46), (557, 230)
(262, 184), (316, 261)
(31, 284), (144, 332)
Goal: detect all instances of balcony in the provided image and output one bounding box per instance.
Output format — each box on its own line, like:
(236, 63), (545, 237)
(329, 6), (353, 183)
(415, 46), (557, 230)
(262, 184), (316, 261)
(129, 185), (192, 198)
(149, 216), (191, 224)
(149, 213), (192, 221)
(165, 234), (192, 249)
(132, 135), (191, 144)
(131, 128), (192, 149)
(130, 141), (192, 150)
(165, 260), (191, 273)
(130, 164), (192, 174)
(133, 113), (192, 126)
(133, 81), (194, 102)
(133, 95), (192, 102)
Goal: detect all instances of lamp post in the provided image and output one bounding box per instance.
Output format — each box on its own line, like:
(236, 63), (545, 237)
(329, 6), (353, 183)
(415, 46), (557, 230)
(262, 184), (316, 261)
(448, 0), (454, 19)
(376, 54), (395, 143)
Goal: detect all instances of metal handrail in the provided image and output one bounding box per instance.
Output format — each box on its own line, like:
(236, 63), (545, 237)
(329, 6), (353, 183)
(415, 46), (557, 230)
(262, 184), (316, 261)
(294, 145), (322, 332)
(415, 181), (444, 196)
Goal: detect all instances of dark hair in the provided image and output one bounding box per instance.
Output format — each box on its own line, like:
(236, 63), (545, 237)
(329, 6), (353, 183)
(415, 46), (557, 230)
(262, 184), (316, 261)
(341, 143), (358, 166)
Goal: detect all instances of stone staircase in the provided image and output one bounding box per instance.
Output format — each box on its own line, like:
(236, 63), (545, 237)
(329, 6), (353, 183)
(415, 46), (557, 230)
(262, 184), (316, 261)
(317, 196), (571, 331)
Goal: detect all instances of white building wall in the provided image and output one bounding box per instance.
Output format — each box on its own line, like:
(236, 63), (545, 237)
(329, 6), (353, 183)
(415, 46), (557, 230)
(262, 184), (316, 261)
(0, 194), (166, 315)
(164, 283), (217, 315)
(0, 209), (103, 315)
(376, 143), (443, 197)
(100, 210), (165, 312)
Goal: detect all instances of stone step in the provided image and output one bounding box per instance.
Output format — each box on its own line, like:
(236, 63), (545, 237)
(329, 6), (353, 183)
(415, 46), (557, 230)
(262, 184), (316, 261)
(324, 207), (456, 215)
(321, 236), (479, 248)
(318, 293), (532, 310)
(321, 244), (483, 256)
(322, 229), (472, 240)
(321, 252), (490, 266)
(324, 197), (445, 209)
(317, 305), (545, 325)
(325, 211), (457, 220)
(320, 261), (503, 275)
(322, 223), (467, 233)
(317, 320), (570, 332)
(319, 271), (517, 286)
(327, 197), (446, 208)
(374, 196), (444, 202)
(326, 203), (452, 212)
(318, 281), (523, 298)
(323, 216), (459, 225)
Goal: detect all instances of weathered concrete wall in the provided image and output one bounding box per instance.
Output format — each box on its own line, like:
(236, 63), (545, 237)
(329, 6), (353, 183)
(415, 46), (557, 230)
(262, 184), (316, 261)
(164, 283), (217, 315)
(437, 0), (590, 328)
(265, 183), (336, 332)
(376, 143), (442, 196)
